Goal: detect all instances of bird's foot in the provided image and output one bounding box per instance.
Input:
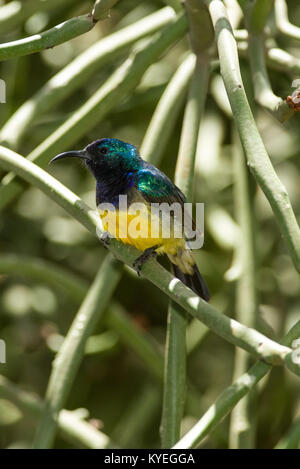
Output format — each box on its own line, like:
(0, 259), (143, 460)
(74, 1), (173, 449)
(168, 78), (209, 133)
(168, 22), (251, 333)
(99, 231), (111, 248)
(133, 245), (158, 277)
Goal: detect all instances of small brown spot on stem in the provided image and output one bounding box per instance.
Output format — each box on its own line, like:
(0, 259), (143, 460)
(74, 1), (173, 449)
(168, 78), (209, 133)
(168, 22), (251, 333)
(286, 92), (300, 111)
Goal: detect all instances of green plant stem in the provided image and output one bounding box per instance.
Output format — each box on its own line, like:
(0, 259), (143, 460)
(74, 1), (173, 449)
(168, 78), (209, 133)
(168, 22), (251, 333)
(0, 146), (299, 377)
(240, 0), (294, 122)
(33, 255), (122, 448)
(0, 15), (96, 62)
(205, 0), (300, 274)
(145, 54), (211, 443)
(161, 304), (187, 447)
(275, 0), (300, 41)
(234, 29), (248, 41)
(163, 0), (183, 12)
(224, 0), (243, 29)
(160, 56), (210, 448)
(236, 0), (248, 12)
(249, 0), (274, 33)
(267, 47), (300, 75)
(173, 319), (300, 448)
(184, 0), (215, 54)
(0, 7), (176, 149)
(0, 0), (77, 36)
(0, 253), (88, 304)
(238, 42), (300, 76)
(229, 131), (258, 449)
(247, 33), (293, 121)
(175, 57), (210, 196)
(275, 419), (300, 449)
(0, 375), (114, 449)
(0, 252), (164, 380)
(175, 362), (268, 448)
(0, 13), (188, 211)
(140, 53), (195, 165)
(186, 318), (209, 355)
(0, 255), (203, 402)
(92, 0), (120, 20)
(0, 252), (203, 386)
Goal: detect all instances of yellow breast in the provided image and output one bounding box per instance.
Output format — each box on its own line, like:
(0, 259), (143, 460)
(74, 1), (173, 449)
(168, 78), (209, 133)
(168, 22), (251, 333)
(99, 207), (185, 255)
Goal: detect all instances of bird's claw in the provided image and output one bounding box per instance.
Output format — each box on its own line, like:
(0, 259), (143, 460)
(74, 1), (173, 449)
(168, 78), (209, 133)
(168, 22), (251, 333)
(132, 246), (158, 277)
(132, 258), (143, 277)
(99, 232), (110, 248)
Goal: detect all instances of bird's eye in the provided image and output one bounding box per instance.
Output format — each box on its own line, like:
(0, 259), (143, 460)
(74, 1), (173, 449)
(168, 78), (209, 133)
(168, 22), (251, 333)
(100, 147), (108, 155)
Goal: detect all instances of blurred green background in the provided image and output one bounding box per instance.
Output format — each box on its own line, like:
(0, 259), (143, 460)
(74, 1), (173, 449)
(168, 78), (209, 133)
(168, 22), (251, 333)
(0, 0), (300, 449)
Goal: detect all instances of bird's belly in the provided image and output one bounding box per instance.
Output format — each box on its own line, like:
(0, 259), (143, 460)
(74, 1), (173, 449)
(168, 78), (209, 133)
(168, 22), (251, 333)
(98, 208), (185, 254)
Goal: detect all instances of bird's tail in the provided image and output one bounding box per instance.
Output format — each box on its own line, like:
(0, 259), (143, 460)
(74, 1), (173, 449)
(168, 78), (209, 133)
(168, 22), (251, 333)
(168, 249), (210, 302)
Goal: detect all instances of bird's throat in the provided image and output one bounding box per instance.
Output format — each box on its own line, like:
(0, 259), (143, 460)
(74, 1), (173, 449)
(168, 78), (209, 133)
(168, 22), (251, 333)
(95, 171), (135, 208)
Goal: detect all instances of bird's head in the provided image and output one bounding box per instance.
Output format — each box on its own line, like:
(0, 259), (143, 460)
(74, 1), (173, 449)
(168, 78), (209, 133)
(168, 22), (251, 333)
(50, 138), (142, 180)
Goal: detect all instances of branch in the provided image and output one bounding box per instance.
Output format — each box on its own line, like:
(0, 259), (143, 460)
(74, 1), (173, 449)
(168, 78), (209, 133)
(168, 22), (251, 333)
(229, 130), (258, 449)
(140, 53), (195, 166)
(275, 0), (300, 41)
(161, 301), (188, 448)
(0, 0), (77, 36)
(186, 318), (209, 354)
(267, 47), (300, 75)
(248, 0), (274, 34)
(0, 375), (115, 449)
(0, 7), (176, 149)
(241, 1), (293, 122)
(224, 0), (243, 29)
(160, 47), (210, 447)
(234, 29), (248, 40)
(205, 0), (300, 274)
(175, 57), (210, 196)
(33, 256), (122, 448)
(238, 42), (300, 76)
(0, 252), (164, 381)
(176, 362), (268, 448)
(163, 0), (183, 12)
(92, 0), (120, 20)
(184, 0), (215, 54)
(275, 418), (300, 449)
(0, 146), (299, 377)
(0, 253), (88, 304)
(0, 13), (187, 211)
(173, 319), (300, 448)
(0, 15), (96, 62)
(247, 35), (293, 121)
(0, 253), (209, 394)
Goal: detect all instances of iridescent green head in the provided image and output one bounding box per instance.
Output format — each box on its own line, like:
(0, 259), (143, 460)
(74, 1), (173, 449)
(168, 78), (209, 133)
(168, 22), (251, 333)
(50, 138), (142, 180)
(87, 138), (141, 171)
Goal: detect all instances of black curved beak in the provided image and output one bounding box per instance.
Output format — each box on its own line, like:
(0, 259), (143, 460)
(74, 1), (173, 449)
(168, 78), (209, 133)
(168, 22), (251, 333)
(50, 150), (90, 164)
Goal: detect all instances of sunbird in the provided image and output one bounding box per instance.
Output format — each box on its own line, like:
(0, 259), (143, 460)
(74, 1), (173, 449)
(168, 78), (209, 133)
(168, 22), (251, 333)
(50, 138), (209, 301)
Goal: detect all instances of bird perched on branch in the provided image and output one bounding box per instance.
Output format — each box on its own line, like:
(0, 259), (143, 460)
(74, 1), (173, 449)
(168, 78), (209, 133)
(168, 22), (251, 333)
(50, 138), (209, 301)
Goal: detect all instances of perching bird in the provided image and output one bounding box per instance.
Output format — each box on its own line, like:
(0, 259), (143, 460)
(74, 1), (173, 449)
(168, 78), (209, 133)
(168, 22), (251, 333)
(50, 138), (209, 301)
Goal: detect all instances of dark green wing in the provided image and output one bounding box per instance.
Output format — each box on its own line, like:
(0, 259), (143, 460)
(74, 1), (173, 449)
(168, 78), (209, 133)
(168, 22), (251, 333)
(136, 164), (186, 205)
(136, 164), (200, 239)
